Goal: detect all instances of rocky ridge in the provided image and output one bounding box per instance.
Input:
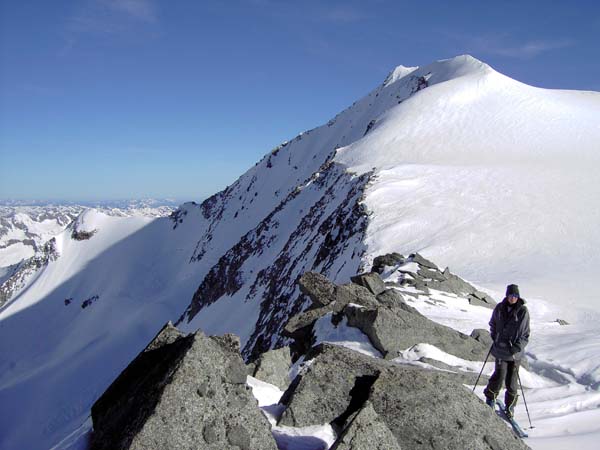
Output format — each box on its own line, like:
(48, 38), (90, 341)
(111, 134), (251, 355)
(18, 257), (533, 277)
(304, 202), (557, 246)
(90, 256), (528, 450)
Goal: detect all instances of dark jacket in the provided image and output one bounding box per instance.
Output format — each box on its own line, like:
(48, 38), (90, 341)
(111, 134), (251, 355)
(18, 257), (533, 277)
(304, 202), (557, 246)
(490, 297), (530, 361)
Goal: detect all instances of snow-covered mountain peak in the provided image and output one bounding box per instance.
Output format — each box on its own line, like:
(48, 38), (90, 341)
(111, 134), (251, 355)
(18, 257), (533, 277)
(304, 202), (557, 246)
(383, 54), (492, 89)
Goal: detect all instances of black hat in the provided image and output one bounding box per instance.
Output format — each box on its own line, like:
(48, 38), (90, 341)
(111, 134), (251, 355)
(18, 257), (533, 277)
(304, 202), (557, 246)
(506, 284), (520, 297)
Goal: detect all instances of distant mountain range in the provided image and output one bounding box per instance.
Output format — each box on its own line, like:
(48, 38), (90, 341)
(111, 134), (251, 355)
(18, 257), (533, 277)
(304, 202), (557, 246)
(0, 200), (178, 268)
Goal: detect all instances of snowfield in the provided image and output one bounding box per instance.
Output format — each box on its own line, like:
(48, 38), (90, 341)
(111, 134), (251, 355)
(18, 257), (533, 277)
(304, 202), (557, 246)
(1, 55), (599, 450)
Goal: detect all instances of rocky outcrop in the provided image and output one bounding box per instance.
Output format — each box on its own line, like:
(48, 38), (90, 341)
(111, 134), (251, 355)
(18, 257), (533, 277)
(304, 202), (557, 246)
(90, 322), (277, 450)
(381, 253), (496, 308)
(0, 238), (59, 308)
(368, 367), (529, 450)
(284, 270), (489, 361)
(279, 344), (529, 450)
(344, 301), (488, 360)
(252, 346), (292, 390)
(371, 252), (405, 274)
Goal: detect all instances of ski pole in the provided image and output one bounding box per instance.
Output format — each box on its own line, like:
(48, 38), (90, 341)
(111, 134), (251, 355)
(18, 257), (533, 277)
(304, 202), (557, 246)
(517, 371), (534, 429)
(472, 346), (493, 393)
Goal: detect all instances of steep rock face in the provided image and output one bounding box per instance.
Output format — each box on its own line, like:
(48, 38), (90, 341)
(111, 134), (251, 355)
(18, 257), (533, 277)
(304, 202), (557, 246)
(91, 323), (276, 450)
(177, 163), (371, 360)
(0, 238), (59, 308)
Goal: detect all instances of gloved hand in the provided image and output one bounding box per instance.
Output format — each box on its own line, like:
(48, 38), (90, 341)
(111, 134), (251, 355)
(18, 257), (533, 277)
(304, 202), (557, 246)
(509, 343), (521, 355)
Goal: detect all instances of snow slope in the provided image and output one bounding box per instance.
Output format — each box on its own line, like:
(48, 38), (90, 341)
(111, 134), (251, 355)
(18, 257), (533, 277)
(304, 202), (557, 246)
(335, 55), (600, 312)
(0, 55), (599, 450)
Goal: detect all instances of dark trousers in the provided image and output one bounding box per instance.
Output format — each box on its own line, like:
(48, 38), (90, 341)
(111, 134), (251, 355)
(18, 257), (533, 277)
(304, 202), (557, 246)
(484, 359), (520, 408)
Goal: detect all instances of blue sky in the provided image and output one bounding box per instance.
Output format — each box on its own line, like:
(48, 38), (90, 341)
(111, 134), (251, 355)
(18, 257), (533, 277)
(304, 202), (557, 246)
(1, 0), (599, 202)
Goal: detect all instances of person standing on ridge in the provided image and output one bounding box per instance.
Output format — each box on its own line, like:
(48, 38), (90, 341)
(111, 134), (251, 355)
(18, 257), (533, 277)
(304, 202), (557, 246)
(483, 284), (530, 419)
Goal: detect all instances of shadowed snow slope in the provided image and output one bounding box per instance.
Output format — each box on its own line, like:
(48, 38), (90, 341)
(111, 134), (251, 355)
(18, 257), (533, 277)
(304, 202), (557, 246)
(0, 55), (599, 450)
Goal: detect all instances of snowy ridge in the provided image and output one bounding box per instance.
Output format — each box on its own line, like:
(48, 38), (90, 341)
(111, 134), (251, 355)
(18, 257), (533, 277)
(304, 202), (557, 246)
(0, 55), (599, 450)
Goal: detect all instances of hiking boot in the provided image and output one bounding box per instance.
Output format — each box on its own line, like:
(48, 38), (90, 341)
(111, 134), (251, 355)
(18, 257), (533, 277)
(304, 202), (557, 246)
(486, 397), (496, 408)
(505, 393), (518, 419)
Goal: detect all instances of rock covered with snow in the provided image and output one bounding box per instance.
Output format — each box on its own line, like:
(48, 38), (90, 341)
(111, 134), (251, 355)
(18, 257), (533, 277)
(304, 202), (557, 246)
(382, 253), (496, 308)
(90, 322), (277, 450)
(285, 267), (489, 361)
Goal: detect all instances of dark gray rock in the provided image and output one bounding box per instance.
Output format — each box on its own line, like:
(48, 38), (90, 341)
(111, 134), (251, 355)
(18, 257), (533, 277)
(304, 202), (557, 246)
(369, 369), (530, 450)
(330, 402), (401, 450)
(91, 324), (277, 450)
(350, 272), (387, 296)
(556, 319), (570, 326)
(470, 329), (493, 348)
(467, 291), (496, 309)
(299, 272), (336, 307)
(375, 288), (407, 308)
(410, 252), (438, 270)
(372, 253), (405, 274)
(253, 346), (292, 390)
(278, 344), (390, 427)
(343, 302), (488, 361)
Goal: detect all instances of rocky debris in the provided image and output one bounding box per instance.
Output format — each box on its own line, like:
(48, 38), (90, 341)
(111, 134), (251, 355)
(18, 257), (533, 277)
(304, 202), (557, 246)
(252, 346), (292, 390)
(344, 301), (488, 361)
(90, 323), (277, 450)
(471, 329), (493, 348)
(350, 272), (387, 295)
(330, 401), (401, 450)
(378, 252), (496, 308)
(285, 268), (488, 361)
(371, 252), (405, 274)
(555, 318), (570, 326)
(279, 344), (528, 450)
